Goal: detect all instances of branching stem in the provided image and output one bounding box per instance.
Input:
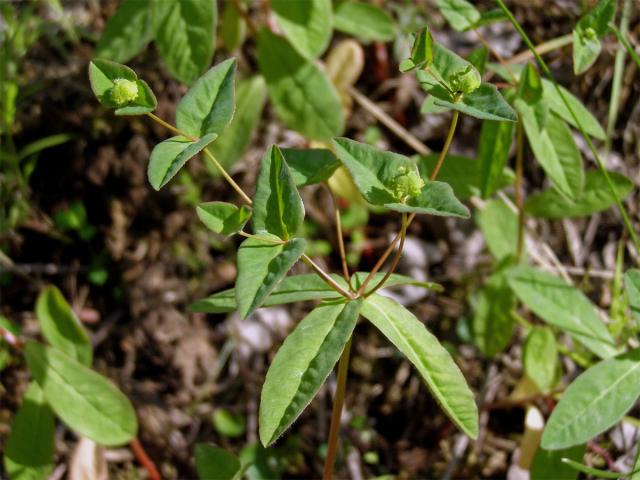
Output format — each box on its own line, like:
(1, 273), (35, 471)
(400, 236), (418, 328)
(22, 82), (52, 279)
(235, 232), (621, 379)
(301, 254), (354, 300)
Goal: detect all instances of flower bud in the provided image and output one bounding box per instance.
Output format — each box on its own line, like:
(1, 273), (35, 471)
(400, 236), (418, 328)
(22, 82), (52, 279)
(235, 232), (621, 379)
(110, 78), (139, 106)
(583, 27), (597, 40)
(389, 167), (425, 202)
(449, 66), (481, 95)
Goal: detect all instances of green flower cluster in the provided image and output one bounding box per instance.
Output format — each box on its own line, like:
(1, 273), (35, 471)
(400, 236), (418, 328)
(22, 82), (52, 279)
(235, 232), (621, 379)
(449, 65), (481, 95)
(110, 78), (139, 106)
(389, 166), (425, 202)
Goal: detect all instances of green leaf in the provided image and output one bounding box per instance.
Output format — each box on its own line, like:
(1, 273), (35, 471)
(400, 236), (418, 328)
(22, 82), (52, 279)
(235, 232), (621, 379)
(195, 444), (241, 480)
(467, 46), (489, 75)
(433, 83), (517, 122)
(36, 285), (92, 366)
(573, 0), (616, 75)
(384, 181), (469, 218)
(281, 148), (340, 186)
(417, 43), (475, 92)
(236, 236), (306, 319)
(212, 409), (246, 438)
(531, 445), (585, 480)
(523, 326), (558, 392)
(147, 134), (217, 190)
(259, 299), (362, 446)
(271, 0), (332, 59)
(418, 153), (513, 201)
(542, 79), (606, 139)
(25, 341), (138, 446)
(476, 198), (519, 260)
(3, 382), (55, 480)
(175, 59), (236, 138)
(506, 266), (618, 359)
(437, 0), (481, 31)
(625, 270), (640, 326)
(350, 272), (444, 293)
(561, 458), (638, 479)
(221, 1), (246, 52)
(333, 1), (395, 42)
(152, 0), (216, 84)
(517, 102), (584, 200)
(472, 271), (516, 357)
(95, 0), (153, 63)
(209, 75), (267, 171)
(525, 170), (633, 219)
(400, 27), (434, 72)
(477, 120), (515, 197)
(542, 347), (640, 449)
(257, 29), (344, 140)
(361, 294), (478, 438)
(196, 202), (251, 236)
(252, 146), (305, 240)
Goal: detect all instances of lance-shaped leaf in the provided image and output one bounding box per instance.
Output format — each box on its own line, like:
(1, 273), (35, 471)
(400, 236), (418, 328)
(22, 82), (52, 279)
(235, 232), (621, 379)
(209, 75), (267, 171)
(333, 1), (395, 42)
(433, 83), (517, 122)
(95, 0), (153, 63)
(531, 445), (586, 480)
(573, 0), (616, 75)
(236, 235), (306, 319)
(88, 59), (156, 115)
(437, 0), (481, 32)
(195, 444), (242, 480)
(147, 133), (217, 190)
(281, 148), (340, 187)
(271, 0), (332, 59)
(259, 299), (362, 446)
(257, 29), (344, 140)
(517, 102), (584, 200)
(400, 26), (434, 72)
(36, 285), (92, 366)
(525, 170), (633, 219)
(361, 294), (478, 438)
(3, 382), (55, 480)
(477, 120), (515, 198)
(524, 326), (558, 392)
(176, 59), (236, 138)
(625, 270), (640, 326)
(507, 266), (618, 359)
(252, 146), (305, 240)
(542, 348), (640, 450)
(196, 202), (251, 236)
(25, 341), (138, 446)
(152, 0), (216, 85)
(476, 198), (520, 260)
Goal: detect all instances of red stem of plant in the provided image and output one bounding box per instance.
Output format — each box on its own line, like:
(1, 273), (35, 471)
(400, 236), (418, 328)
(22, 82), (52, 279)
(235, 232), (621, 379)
(130, 438), (162, 480)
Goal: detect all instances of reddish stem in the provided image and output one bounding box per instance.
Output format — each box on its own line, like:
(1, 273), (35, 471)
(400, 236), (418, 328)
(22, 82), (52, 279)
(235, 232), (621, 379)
(130, 438), (162, 480)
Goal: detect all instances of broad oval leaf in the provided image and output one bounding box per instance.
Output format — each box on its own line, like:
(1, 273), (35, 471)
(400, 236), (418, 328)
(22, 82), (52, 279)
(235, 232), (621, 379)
(236, 236), (306, 319)
(281, 148), (340, 187)
(257, 29), (344, 140)
(361, 294), (478, 439)
(333, 1), (395, 42)
(3, 382), (55, 480)
(209, 75), (267, 171)
(152, 0), (216, 85)
(176, 59), (236, 138)
(95, 0), (152, 63)
(541, 348), (640, 450)
(523, 326), (558, 392)
(147, 134), (217, 190)
(271, 0), (332, 59)
(252, 146), (305, 240)
(525, 170), (633, 219)
(506, 266), (618, 359)
(25, 341), (138, 446)
(259, 299), (362, 446)
(195, 444), (241, 480)
(196, 202), (251, 236)
(36, 285), (92, 366)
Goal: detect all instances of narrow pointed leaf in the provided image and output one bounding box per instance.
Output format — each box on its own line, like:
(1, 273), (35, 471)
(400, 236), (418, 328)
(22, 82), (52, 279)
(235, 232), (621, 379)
(36, 285), (92, 366)
(478, 120), (515, 197)
(507, 267), (618, 359)
(472, 272), (516, 357)
(361, 294), (478, 438)
(259, 299), (362, 446)
(257, 29), (344, 140)
(196, 202), (251, 236)
(96, 0), (153, 63)
(147, 134), (217, 190)
(25, 341), (138, 446)
(271, 0), (332, 59)
(3, 382), (55, 480)
(523, 326), (558, 392)
(176, 59), (236, 138)
(542, 348), (640, 449)
(252, 146), (305, 240)
(333, 1), (395, 42)
(625, 270), (640, 325)
(236, 236), (306, 319)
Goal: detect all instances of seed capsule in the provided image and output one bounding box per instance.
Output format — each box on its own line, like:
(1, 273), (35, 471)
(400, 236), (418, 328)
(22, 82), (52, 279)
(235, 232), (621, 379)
(110, 78), (139, 106)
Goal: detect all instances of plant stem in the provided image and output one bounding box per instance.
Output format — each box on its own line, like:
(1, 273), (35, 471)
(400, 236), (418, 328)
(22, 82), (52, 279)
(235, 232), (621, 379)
(146, 112), (194, 140)
(130, 438), (162, 480)
(429, 110), (459, 181)
(365, 213), (408, 297)
(610, 23), (640, 69)
(515, 120), (525, 260)
(505, 34), (573, 65)
(323, 337), (352, 480)
(495, 0), (640, 257)
(325, 184), (351, 287)
(606, 0), (631, 152)
(301, 254), (354, 300)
